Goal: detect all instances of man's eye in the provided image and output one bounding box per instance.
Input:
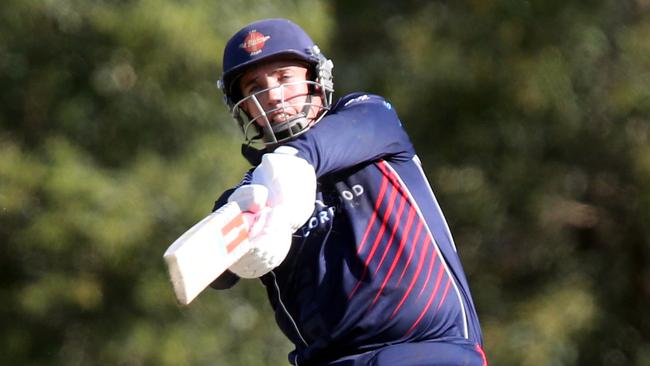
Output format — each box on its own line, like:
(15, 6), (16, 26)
(247, 86), (262, 94)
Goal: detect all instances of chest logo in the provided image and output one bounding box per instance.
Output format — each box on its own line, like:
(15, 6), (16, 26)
(301, 200), (335, 238)
(341, 184), (365, 201)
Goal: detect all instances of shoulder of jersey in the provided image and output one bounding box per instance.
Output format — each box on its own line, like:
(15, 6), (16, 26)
(331, 92), (394, 113)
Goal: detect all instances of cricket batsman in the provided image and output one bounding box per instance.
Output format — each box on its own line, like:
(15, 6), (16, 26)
(210, 18), (488, 366)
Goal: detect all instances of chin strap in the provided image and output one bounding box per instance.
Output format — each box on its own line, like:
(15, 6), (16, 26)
(241, 144), (266, 166)
(240, 94), (326, 161)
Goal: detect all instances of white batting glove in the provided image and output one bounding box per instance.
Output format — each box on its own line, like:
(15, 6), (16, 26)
(227, 184), (269, 213)
(228, 207), (293, 279)
(251, 147), (316, 232)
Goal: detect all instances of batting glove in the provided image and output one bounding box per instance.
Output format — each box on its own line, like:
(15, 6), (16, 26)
(250, 146), (316, 232)
(228, 206), (292, 278)
(227, 184), (269, 214)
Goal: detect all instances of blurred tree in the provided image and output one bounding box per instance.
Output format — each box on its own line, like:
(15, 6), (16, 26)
(2, 0), (649, 365)
(1, 0), (329, 365)
(329, 0), (650, 365)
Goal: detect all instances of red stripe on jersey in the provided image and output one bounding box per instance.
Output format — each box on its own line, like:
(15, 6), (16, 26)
(373, 193), (408, 275)
(357, 174), (390, 254)
(363, 185), (399, 264)
(406, 270), (442, 336)
(370, 205), (417, 308)
(397, 220), (424, 285)
(348, 181), (399, 300)
(418, 241), (439, 299)
(372, 160), (412, 277)
(390, 235), (431, 319)
(406, 259), (450, 335)
(377, 160), (466, 339)
(436, 277), (452, 311)
(426, 261), (446, 307)
(476, 344), (489, 366)
(378, 161), (408, 198)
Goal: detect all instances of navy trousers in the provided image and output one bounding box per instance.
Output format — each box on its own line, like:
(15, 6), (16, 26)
(315, 341), (487, 366)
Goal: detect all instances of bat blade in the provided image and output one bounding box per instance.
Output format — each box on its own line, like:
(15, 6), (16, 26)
(163, 201), (252, 305)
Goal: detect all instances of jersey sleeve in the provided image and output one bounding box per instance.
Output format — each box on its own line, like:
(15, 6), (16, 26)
(282, 93), (416, 177)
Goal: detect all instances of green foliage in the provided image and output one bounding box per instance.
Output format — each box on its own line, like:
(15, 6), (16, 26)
(1, 0), (648, 365)
(0, 134), (293, 365)
(0, 0), (329, 364)
(330, 0), (650, 364)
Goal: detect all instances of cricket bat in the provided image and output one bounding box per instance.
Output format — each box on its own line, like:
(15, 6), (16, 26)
(163, 201), (255, 305)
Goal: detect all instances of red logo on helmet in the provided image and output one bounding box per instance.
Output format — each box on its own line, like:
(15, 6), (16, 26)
(240, 30), (271, 55)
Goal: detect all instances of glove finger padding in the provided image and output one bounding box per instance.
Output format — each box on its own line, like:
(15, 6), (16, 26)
(251, 149), (316, 232)
(227, 184), (269, 213)
(228, 207), (293, 279)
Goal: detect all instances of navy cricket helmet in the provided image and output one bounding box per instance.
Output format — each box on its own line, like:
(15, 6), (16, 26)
(218, 18), (334, 146)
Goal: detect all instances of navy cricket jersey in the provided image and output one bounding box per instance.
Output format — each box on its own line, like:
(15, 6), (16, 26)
(212, 93), (484, 365)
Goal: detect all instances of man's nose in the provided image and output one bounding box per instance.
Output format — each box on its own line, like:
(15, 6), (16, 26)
(260, 77), (283, 105)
